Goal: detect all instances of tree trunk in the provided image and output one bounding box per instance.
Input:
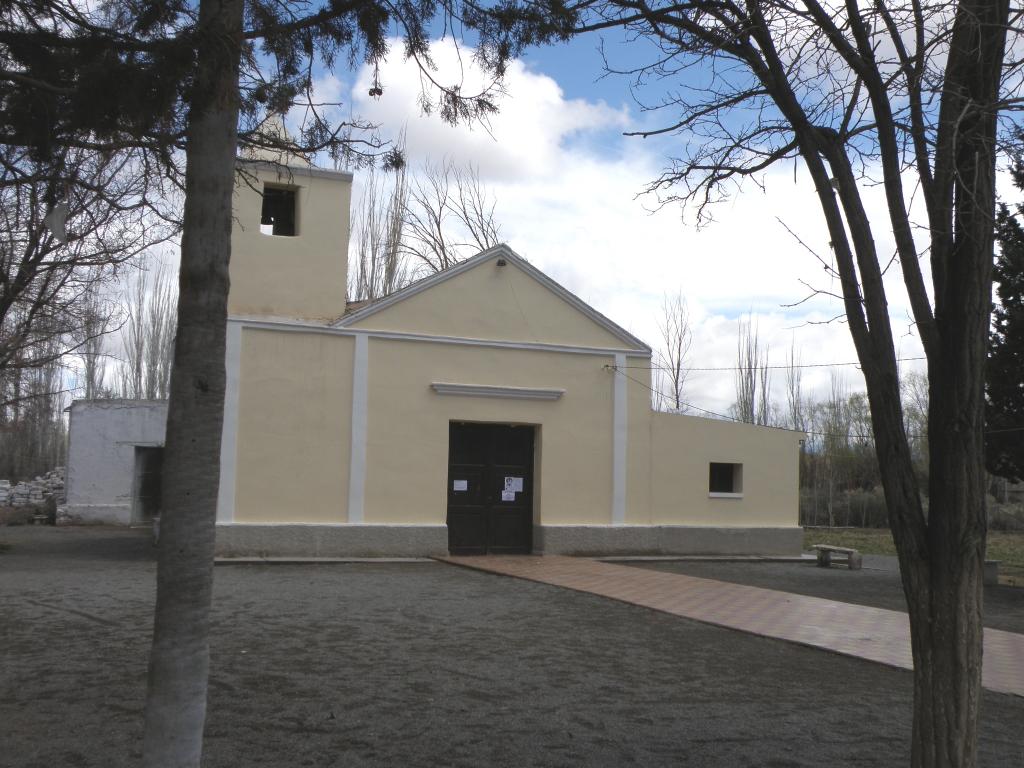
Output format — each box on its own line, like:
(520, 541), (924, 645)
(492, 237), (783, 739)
(903, 0), (1006, 763)
(903, 394), (986, 767)
(141, 1), (243, 766)
(905, 509), (985, 767)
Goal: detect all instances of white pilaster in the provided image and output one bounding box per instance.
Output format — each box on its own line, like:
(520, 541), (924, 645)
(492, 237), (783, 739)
(612, 353), (627, 525)
(216, 321), (242, 523)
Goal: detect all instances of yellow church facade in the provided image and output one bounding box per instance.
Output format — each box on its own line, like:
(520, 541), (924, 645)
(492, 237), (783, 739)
(214, 160), (803, 557)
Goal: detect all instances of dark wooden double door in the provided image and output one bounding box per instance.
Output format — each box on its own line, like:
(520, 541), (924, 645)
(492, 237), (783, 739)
(447, 422), (534, 555)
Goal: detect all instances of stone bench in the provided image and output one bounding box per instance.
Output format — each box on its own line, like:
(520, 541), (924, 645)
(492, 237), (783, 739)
(812, 546), (999, 582)
(813, 544), (863, 570)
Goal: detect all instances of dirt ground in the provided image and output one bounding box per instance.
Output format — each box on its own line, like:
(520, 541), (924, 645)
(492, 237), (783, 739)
(2, 527), (1022, 768)
(627, 556), (1024, 634)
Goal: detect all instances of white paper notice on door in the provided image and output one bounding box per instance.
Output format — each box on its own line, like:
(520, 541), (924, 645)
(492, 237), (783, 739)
(501, 490), (516, 501)
(453, 479), (468, 491)
(504, 476), (524, 492)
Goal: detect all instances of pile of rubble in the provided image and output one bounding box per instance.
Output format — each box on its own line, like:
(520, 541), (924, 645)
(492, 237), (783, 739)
(0, 467), (65, 507)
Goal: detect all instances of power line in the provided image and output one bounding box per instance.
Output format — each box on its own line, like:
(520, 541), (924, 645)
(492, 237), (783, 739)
(620, 356), (927, 373)
(612, 365), (846, 435)
(605, 365), (1024, 440)
(608, 365), (779, 428)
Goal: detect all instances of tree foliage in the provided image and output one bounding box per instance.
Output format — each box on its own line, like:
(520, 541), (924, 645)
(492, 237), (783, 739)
(988, 159), (1024, 482)
(0, 0), (536, 169)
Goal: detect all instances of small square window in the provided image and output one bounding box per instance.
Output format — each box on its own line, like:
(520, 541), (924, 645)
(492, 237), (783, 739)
(709, 462), (743, 495)
(260, 186), (297, 236)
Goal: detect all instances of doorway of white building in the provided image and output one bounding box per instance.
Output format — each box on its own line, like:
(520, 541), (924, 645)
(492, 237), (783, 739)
(131, 446), (164, 525)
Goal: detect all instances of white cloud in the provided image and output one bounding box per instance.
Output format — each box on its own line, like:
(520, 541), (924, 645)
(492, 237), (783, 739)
(338, 38), (952, 416)
(349, 38), (629, 180)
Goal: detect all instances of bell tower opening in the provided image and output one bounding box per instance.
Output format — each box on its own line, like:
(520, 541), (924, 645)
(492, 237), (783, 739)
(260, 185), (298, 237)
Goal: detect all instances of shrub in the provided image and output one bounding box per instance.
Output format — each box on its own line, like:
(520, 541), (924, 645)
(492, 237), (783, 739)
(989, 501), (1024, 532)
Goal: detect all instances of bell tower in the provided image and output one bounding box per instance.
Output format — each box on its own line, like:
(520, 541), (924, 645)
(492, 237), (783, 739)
(228, 158), (352, 322)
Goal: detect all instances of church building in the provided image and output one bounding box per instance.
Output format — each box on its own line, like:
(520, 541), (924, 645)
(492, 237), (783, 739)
(210, 157), (803, 557)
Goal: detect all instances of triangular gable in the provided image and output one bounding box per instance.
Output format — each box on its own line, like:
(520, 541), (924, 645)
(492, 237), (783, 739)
(335, 245), (651, 352)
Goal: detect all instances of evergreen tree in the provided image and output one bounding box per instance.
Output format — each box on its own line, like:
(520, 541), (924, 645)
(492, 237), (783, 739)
(988, 159), (1024, 482)
(2, 3), (527, 765)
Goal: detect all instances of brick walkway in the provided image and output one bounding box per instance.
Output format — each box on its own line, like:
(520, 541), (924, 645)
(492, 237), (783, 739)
(439, 555), (1024, 697)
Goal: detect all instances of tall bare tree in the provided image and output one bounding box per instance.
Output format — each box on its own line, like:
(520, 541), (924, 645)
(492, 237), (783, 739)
(402, 158), (502, 274)
(350, 163), (410, 301)
(656, 291), (692, 411)
(902, 370), (930, 482)
(350, 157), (504, 300)
(76, 288), (117, 399)
(733, 315), (771, 425)
(0, 145), (174, 401)
(819, 372), (851, 526)
(118, 259), (177, 400)
(784, 342), (806, 433)
(0, 142), (170, 479)
(517, 0), (1017, 760)
(0, 335), (67, 480)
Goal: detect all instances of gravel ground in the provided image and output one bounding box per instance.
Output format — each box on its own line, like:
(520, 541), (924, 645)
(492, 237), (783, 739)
(625, 556), (1024, 635)
(2, 526), (1022, 768)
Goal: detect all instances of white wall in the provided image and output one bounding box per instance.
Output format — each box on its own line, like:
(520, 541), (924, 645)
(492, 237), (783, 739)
(63, 400), (168, 525)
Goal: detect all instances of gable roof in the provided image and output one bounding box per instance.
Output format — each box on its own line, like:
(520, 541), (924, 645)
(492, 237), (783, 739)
(333, 244), (651, 353)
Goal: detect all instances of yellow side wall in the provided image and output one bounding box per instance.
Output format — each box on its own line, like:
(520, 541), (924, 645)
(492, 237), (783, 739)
(349, 257), (632, 350)
(648, 412), (801, 526)
(229, 165), (351, 321)
(228, 326), (799, 531)
(362, 338), (618, 525)
(233, 328), (353, 522)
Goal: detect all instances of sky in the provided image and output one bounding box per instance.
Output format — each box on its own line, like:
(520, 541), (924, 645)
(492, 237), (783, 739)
(283, 31), (1016, 419)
